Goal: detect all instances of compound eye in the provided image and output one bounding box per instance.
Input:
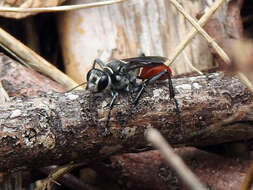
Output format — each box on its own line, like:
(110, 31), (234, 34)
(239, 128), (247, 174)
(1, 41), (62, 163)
(97, 75), (109, 92)
(86, 69), (93, 81)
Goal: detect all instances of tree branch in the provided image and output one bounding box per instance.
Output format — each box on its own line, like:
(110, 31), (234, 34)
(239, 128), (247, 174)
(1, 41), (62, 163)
(92, 147), (253, 190)
(0, 72), (252, 171)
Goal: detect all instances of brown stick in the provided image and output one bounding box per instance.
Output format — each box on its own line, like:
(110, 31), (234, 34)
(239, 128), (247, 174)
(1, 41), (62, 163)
(0, 0), (126, 13)
(0, 53), (66, 96)
(168, 0), (253, 93)
(93, 147), (253, 190)
(0, 72), (252, 171)
(40, 166), (98, 190)
(0, 27), (78, 89)
(146, 128), (207, 190)
(240, 162), (253, 190)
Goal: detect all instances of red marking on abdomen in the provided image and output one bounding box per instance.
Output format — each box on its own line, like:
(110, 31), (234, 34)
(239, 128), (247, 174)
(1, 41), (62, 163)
(139, 65), (172, 80)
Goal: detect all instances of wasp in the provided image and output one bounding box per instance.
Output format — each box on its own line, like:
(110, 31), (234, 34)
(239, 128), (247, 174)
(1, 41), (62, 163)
(67, 55), (182, 136)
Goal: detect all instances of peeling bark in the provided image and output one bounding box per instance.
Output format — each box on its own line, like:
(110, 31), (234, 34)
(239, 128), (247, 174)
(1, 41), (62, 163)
(0, 72), (252, 171)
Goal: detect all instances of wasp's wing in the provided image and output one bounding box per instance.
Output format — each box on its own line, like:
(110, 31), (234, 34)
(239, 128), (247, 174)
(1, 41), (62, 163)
(122, 56), (168, 71)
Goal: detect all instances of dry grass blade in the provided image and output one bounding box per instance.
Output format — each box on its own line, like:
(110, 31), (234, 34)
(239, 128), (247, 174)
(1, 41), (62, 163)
(240, 162), (253, 190)
(182, 51), (203, 75)
(0, 42), (31, 68)
(169, 0), (229, 62)
(35, 162), (86, 190)
(0, 27), (79, 89)
(166, 0), (227, 67)
(0, 0), (126, 13)
(0, 81), (9, 103)
(168, 0), (253, 94)
(146, 128), (208, 190)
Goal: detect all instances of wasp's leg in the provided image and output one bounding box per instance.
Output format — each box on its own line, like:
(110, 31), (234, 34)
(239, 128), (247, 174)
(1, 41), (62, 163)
(119, 71), (166, 139)
(167, 74), (184, 136)
(119, 70), (168, 139)
(93, 58), (106, 69)
(167, 74), (175, 99)
(133, 70), (184, 135)
(104, 91), (118, 136)
(103, 102), (121, 109)
(133, 70), (168, 106)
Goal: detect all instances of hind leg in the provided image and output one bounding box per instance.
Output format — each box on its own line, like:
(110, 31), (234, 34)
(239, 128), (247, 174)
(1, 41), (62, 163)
(167, 74), (184, 135)
(133, 70), (168, 106)
(133, 70), (184, 135)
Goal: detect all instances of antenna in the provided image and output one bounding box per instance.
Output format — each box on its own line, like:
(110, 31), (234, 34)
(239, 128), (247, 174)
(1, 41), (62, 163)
(65, 82), (87, 93)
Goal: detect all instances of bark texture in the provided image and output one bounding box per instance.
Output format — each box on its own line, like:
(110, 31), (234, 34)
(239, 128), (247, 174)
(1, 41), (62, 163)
(93, 147), (253, 190)
(0, 72), (252, 171)
(0, 53), (65, 97)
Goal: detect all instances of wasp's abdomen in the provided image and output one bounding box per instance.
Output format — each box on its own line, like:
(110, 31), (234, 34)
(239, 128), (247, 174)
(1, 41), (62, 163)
(139, 65), (172, 80)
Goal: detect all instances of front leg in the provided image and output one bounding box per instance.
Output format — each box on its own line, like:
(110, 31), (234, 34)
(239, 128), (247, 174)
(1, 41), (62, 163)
(104, 91), (118, 136)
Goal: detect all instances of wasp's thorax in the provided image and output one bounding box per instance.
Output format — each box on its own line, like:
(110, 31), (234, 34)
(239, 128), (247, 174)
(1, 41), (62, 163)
(86, 69), (110, 93)
(104, 60), (140, 92)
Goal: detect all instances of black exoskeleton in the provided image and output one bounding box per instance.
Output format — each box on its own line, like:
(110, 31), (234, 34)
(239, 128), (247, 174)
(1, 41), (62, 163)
(67, 55), (183, 136)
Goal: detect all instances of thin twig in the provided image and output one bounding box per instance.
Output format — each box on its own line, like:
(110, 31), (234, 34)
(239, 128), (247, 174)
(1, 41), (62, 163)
(182, 51), (203, 75)
(165, 0), (227, 67)
(169, 0), (229, 62)
(0, 0), (126, 13)
(35, 162), (86, 190)
(0, 42), (31, 69)
(177, 14), (203, 75)
(40, 166), (98, 190)
(146, 128), (208, 190)
(0, 81), (9, 103)
(0, 27), (79, 89)
(168, 0), (253, 94)
(240, 162), (253, 190)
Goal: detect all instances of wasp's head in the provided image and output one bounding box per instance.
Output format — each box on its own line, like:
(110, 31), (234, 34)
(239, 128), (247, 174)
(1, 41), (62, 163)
(86, 69), (110, 93)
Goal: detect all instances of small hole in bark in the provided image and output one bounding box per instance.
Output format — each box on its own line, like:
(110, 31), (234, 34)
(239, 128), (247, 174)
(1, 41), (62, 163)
(102, 158), (112, 165)
(241, 0), (253, 38)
